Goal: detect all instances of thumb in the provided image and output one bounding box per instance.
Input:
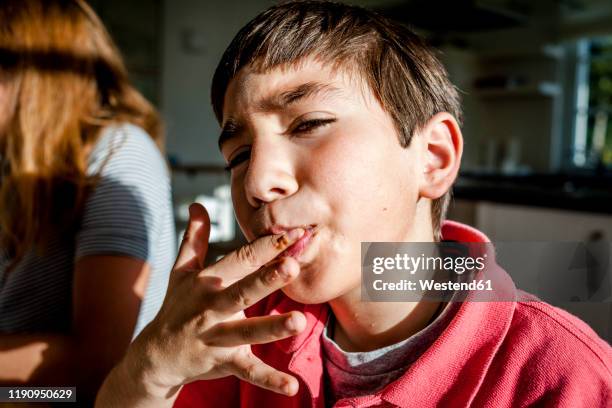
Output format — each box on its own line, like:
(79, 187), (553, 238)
(174, 202), (211, 272)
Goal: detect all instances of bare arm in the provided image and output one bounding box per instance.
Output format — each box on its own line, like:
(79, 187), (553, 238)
(0, 256), (150, 401)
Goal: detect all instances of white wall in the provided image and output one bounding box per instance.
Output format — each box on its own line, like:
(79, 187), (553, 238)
(160, 0), (276, 168)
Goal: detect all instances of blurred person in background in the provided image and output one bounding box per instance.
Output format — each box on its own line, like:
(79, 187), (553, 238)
(0, 0), (175, 402)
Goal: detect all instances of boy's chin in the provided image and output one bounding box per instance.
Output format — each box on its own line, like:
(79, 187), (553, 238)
(280, 276), (357, 305)
(281, 285), (336, 304)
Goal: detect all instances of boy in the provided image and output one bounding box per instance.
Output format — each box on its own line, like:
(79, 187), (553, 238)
(97, 1), (612, 407)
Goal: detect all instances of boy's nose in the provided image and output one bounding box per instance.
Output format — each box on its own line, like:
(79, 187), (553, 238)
(243, 144), (298, 208)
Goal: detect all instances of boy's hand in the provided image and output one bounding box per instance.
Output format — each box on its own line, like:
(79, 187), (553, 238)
(96, 203), (306, 406)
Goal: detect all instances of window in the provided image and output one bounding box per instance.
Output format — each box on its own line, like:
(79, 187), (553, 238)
(572, 36), (612, 170)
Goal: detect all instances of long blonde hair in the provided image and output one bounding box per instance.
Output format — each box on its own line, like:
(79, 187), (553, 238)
(0, 0), (163, 264)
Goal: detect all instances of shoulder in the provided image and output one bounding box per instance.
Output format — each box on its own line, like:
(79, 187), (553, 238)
(511, 291), (611, 371)
(76, 123), (174, 259)
(80, 123), (172, 226)
(491, 292), (612, 399)
(95, 123), (159, 153)
(88, 123), (166, 177)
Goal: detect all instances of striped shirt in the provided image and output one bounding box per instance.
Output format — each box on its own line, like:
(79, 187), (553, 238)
(0, 123), (176, 337)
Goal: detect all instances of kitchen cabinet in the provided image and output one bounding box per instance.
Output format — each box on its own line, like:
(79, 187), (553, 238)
(448, 199), (612, 342)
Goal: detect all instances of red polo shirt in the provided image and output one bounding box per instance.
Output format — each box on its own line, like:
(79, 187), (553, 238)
(174, 221), (612, 407)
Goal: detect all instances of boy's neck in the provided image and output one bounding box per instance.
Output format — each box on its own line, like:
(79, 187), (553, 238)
(328, 287), (442, 352)
(328, 210), (440, 352)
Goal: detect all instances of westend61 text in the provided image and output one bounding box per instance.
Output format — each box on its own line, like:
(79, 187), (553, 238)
(372, 279), (493, 291)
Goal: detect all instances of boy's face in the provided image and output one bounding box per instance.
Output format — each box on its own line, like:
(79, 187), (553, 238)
(219, 58), (432, 303)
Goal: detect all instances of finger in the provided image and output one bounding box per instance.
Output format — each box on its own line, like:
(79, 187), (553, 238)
(213, 257), (300, 316)
(226, 352), (300, 396)
(203, 311), (306, 347)
(174, 203), (211, 272)
(211, 227), (305, 282)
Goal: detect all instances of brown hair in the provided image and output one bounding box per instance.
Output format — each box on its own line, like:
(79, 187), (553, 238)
(0, 0), (163, 263)
(211, 0), (461, 241)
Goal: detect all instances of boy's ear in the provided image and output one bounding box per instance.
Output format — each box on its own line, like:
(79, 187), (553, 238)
(418, 112), (463, 200)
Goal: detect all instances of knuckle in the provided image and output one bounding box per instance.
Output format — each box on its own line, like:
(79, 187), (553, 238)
(228, 284), (252, 309)
(261, 374), (274, 390)
(197, 274), (224, 292)
(236, 245), (258, 268)
(260, 266), (279, 286)
(242, 363), (258, 383)
(195, 309), (215, 329)
(239, 322), (256, 342)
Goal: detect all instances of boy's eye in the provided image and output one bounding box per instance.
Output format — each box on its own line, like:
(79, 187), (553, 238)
(223, 118), (335, 172)
(224, 148), (251, 171)
(291, 118), (336, 134)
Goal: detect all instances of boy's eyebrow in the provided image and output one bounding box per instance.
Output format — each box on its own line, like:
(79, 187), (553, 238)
(218, 81), (342, 151)
(255, 81), (342, 112)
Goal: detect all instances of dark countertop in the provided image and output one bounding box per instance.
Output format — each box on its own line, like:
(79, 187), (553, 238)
(453, 172), (612, 215)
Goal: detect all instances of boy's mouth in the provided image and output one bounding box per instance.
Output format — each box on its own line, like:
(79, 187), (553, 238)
(280, 226), (317, 259)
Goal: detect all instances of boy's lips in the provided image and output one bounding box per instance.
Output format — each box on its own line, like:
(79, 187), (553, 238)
(259, 224), (320, 260)
(281, 227), (315, 258)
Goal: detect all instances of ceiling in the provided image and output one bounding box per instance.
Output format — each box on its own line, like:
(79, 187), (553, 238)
(364, 0), (612, 34)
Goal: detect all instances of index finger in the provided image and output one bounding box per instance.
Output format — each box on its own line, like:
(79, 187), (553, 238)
(210, 228), (305, 282)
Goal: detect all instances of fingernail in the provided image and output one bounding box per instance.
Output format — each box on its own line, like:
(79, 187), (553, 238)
(286, 228), (305, 241)
(284, 313), (304, 331)
(278, 259), (295, 280)
(282, 379), (297, 396)
(285, 316), (297, 331)
(282, 382), (292, 396)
